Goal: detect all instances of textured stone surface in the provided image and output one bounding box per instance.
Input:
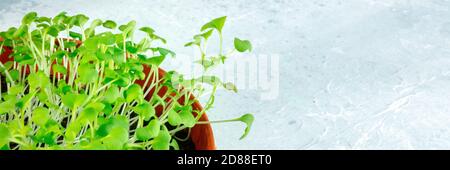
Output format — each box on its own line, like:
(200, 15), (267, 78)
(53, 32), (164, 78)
(2, 0), (450, 149)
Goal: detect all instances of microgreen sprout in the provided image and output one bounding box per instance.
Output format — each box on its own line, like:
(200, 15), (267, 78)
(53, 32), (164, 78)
(0, 12), (254, 150)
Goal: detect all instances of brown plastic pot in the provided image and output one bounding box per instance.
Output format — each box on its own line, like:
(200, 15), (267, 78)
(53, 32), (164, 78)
(0, 37), (216, 150)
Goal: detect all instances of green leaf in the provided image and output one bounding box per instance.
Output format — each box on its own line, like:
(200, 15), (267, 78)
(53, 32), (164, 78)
(95, 115), (129, 138)
(61, 93), (88, 109)
(0, 144), (10, 150)
(102, 127), (129, 150)
(179, 109), (195, 128)
(37, 16), (51, 23)
(0, 99), (17, 115)
(198, 29), (214, 40)
(77, 63), (98, 84)
(45, 120), (62, 135)
(143, 55), (165, 66)
(22, 12), (38, 25)
(156, 47), (175, 57)
(83, 37), (99, 51)
(8, 84), (24, 95)
(238, 113), (254, 140)
(0, 124), (11, 147)
(124, 84), (143, 103)
(147, 119), (161, 138)
(28, 71), (51, 91)
(136, 38), (151, 52)
(186, 29), (214, 47)
(234, 38), (252, 52)
(42, 131), (58, 146)
(139, 27), (155, 35)
(120, 20), (136, 37)
(52, 12), (67, 24)
(13, 24), (28, 38)
(149, 33), (166, 43)
(103, 20), (117, 29)
(51, 50), (67, 59)
(102, 85), (120, 104)
(52, 64), (67, 74)
(223, 82), (238, 93)
(97, 32), (116, 45)
(8, 70), (19, 82)
(80, 102), (105, 123)
(14, 54), (34, 65)
(201, 16), (227, 32)
(32, 107), (50, 126)
(102, 103), (113, 116)
(90, 19), (103, 28)
(168, 109), (181, 126)
(46, 25), (59, 37)
(16, 92), (36, 110)
(36, 23), (49, 29)
(125, 41), (138, 54)
(184, 42), (196, 47)
(65, 120), (82, 142)
(152, 126), (170, 150)
(84, 28), (95, 38)
(74, 14), (89, 27)
(133, 102), (155, 121)
(69, 31), (83, 40)
(135, 127), (152, 141)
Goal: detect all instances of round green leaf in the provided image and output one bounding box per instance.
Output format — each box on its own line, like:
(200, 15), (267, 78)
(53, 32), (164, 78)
(77, 63), (98, 84)
(90, 19), (103, 28)
(102, 127), (129, 150)
(133, 102), (155, 121)
(79, 102), (104, 123)
(103, 20), (117, 29)
(0, 99), (17, 115)
(61, 93), (88, 109)
(46, 25), (60, 37)
(168, 109), (181, 126)
(52, 64), (67, 74)
(139, 27), (155, 35)
(135, 127), (151, 141)
(234, 38), (252, 52)
(124, 84), (143, 103)
(103, 85), (120, 104)
(152, 126), (170, 150)
(147, 119), (161, 138)
(179, 110), (195, 128)
(32, 107), (50, 126)
(74, 14), (89, 27)
(22, 12), (37, 25)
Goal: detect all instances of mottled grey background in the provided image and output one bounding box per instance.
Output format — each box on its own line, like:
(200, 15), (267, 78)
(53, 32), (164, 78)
(2, 0), (450, 149)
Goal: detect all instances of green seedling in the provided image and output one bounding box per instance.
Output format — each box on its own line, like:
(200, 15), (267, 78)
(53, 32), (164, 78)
(0, 12), (254, 150)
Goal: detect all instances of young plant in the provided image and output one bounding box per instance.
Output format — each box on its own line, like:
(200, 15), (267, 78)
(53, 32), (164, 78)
(0, 12), (254, 150)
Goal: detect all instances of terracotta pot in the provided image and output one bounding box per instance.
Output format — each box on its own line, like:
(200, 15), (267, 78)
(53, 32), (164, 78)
(0, 37), (216, 150)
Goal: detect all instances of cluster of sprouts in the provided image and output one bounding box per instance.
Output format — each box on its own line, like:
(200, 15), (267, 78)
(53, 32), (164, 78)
(0, 12), (253, 150)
